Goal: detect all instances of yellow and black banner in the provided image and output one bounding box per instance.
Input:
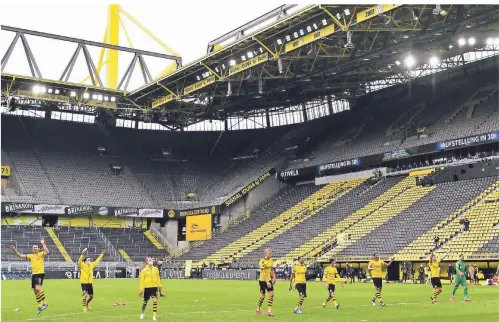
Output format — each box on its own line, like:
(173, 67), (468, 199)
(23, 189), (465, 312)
(228, 52), (269, 77)
(152, 93), (175, 109)
(166, 205), (219, 219)
(1, 165), (11, 177)
(357, 4), (402, 23)
(86, 99), (117, 109)
(285, 25), (334, 53)
(223, 168), (276, 208)
(186, 214), (212, 241)
(184, 75), (216, 95)
(17, 90), (70, 104)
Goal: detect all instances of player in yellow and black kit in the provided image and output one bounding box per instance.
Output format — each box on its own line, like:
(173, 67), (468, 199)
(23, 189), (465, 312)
(368, 254), (393, 307)
(429, 249), (450, 304)
(139, 258), (163, 321)
(322, 259), (341, 309)
(257, 249), (276, 317)
(11, 239), (49, 315)
(290, 256), (307, 314)
(78, 248), (105, 312)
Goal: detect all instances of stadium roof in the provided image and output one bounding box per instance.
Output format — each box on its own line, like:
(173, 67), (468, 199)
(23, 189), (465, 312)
(2, 4), (499, 128)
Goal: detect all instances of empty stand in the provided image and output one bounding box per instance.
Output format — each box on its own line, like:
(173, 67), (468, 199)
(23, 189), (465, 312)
(100, 228), (166, 262)
(397, 177), (499, 260)
(200, 179), (364, 264)
(1, 225), (65, 262)
(178, 184), (320, 261)
(338, 177), (497, 259)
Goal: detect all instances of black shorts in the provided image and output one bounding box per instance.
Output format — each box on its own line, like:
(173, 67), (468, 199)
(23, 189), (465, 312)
(431, 277), (442, 288)
(144, 287), (158, 301)
(296, 283), (307, 297)
(328, 284), (336, 293)
(259, 280), (274, 294)
(372, 278), (383, 290)
(31, 274), (45, 289)
(81, 283), (94, 296)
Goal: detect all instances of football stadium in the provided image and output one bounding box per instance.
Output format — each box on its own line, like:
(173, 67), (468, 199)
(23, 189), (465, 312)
(1, 3), (499, 322)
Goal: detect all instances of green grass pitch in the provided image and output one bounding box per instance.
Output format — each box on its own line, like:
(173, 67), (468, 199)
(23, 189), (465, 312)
(2, 279), (498, 321)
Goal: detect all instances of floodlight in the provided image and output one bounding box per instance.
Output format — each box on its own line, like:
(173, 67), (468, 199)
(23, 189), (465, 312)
(495, 38), (499, 45)
(322, 19), (327, 26)
(294, 32), (299, 38)
(196, 76), (201, 81)
(468, 37), (476, 46)
(286, 35), (291, 42)
(277, 39), (283, 45)
(104, 96), (109, 101)
(404, 55), (415, 68)
(458, 38), (465, 46)
(229, 60), (236, 66)
(395, 60), (401, 66)
(313, 23), (318, 30)
(92, 94), (98, 99)
(40, 86), (46, 93)
(54, 89), (60, 94)
(110, 97), (116, 102)
(486, 38), (493, 46)
(32, 85), (40, 93)
(48, 88), (53, 94)
(83, 92), (90, 99)
(247, 52), (254, 58)
(70, 91), (76, 97)
(344, 9), (351, 16)
(429, 56), (440, 65)
(299, 29), (304, 36)
(306, 26), (312, 33)
(241, 55), (246, 61)
(97, 94), (103, 100)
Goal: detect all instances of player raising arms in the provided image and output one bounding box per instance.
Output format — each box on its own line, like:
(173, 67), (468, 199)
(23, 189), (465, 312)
(139, 257), (163, 321)
(368, 254), (393, 307)
(429, 249), (450, 304)
(290, 256), (307, 314)
(256, 249), (276, 317)
(11, 239), (49, 314)
(322, 259), (341, 309)
(78, 248), (105, 312)
(451, 254), (471, 302)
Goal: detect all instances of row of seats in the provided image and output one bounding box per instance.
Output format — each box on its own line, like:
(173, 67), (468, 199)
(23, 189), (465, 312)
(397, 177), (499, 260)
(200, 179), (364, 264)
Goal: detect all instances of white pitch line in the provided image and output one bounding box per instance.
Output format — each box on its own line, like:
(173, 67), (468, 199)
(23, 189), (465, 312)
(8, 298), (498, 322)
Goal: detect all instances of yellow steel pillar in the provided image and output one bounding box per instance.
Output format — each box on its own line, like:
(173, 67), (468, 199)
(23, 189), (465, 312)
(107, 4), (120, 89)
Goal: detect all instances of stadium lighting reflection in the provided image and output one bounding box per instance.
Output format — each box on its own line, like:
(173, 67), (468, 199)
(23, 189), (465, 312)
(404, 55), (415, 68)
(429, 56), (440, 65)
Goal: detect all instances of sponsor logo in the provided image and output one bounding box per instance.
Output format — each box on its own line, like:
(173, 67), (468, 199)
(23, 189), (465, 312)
(280, 169), (299, 178)
(179, 207), (211, 217)
(66, 205), (93, 215)
(191, 223), (199, 229)
(202, 270), (256, 280)
(167, 210), (176, 218)
(138, 209), (163, 218)
(114, 208), (137, 216)
(224, 170), (274, 207)
(4, 203), (34, 212)
(98, 207), (108, 216)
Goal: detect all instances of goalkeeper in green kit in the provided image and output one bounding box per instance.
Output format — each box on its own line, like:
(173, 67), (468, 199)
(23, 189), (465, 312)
(451, 254), (471, 302)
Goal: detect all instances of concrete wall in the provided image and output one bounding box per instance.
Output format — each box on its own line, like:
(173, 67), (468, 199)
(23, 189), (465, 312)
(160, 220), (179, 250)
(219, 175), (285, 226)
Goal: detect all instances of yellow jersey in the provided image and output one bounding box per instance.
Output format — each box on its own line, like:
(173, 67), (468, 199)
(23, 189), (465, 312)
(324, 266), (339, 284)
(429, 258), (441, 277)
(369, 259), (386, 278)
(78, 253), (104, 284)
(139, 265), (162, 290)
(292, 263), (307, 284)
(26, 252), (46, 274)
(259, 258), (273, 282)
